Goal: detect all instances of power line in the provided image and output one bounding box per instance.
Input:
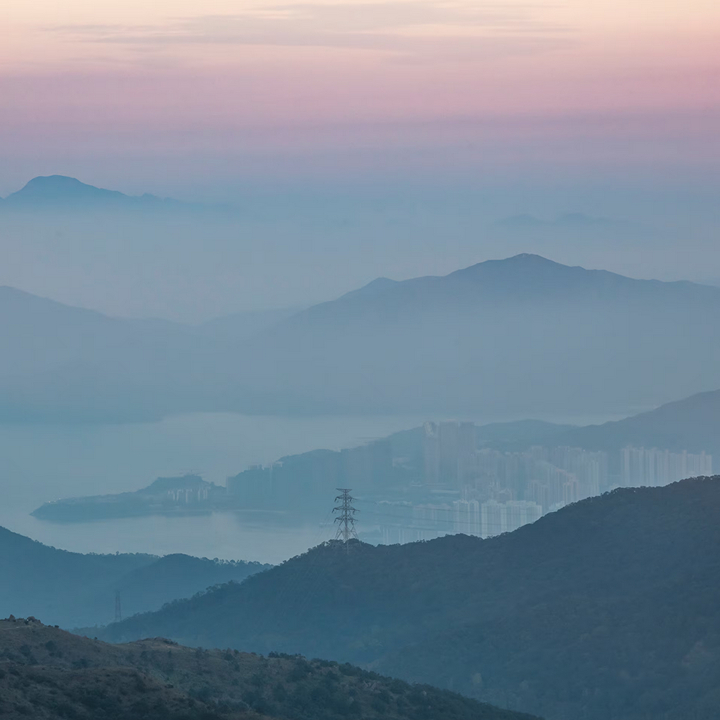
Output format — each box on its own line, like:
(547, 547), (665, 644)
(357, 504), (499, 528)
(357, 506), (537, 538)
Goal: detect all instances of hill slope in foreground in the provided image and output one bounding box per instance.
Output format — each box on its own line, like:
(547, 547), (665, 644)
(0, 619), (537, 720)
(104, 476), (720, 720)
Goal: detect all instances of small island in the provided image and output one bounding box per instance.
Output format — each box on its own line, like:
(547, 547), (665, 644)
(32, 474), (229, 522)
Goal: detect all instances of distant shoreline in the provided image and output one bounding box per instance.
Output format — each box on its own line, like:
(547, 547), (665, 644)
(31, 500), (292, 524)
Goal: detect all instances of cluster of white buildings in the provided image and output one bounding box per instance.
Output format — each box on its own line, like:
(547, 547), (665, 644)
(459, 445), (611, 512)
(386, 421), (714, 542)
(165, 485), (212, 504)
(375, 498), (543, 542)
(621, 447), (712, 487)
(450, 498), (542, 537)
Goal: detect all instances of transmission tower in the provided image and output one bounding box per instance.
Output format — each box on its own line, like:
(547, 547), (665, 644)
(333, 488), (358, 550)
(114, 590), (122, 623)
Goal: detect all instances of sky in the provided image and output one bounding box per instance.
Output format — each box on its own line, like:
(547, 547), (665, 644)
(1, 1), (719, 319)
(1, 0), (719, 197)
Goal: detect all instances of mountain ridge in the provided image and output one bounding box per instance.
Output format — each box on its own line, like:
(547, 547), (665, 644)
(6, 175), (159, 204)
(2, 175), (193, 210)
(270, 254), (720, 334)
(556, 388), (720, 456)
(0, 524), (268, 627)
(2, 254), (720, 419)
(237, 254), (720, 415)
(100, 476), (720, 720)
(0, 619), (538, 720)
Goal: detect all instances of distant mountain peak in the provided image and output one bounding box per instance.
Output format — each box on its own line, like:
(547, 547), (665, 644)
(24, 175), (94, 189)
(502, 252), (557, 264)
(449, 253), (570, 280)
(337, 275), (399, 302)
(27, 175), (80, 187)
(7, 175), (129, 203)
(3, 175), (179, 208)
(360, 276), (398, 291)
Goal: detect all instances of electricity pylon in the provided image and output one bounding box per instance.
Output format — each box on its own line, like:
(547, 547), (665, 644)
(333, 488), (358, 550)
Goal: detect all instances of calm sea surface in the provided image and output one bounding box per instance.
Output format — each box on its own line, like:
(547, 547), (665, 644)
(0, 410), (631, 564)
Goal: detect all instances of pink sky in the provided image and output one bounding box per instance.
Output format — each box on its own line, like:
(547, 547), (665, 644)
(1, 0), (719, 195)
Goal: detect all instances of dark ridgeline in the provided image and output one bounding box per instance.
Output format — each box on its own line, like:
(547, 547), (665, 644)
(102, 476), (720, 720)
(0, 526), (269, 628)
(0, 619), (539, 720)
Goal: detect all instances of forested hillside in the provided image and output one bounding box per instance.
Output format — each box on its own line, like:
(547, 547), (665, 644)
(0, 619), (537, 720)
(103, 476), (720, 720)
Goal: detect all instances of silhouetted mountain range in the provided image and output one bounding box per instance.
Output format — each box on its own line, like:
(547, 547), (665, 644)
(2, 254), (720, 420)
(0, 620), (537, 720)
(239, 253), (720, 414)
(1, 175), (185, 210)
(0, 526), (268, 628)
(0, 285), (208, 421)
(100, 476), (720, 720)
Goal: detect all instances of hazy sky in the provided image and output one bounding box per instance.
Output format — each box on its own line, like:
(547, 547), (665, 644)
(2, 0), (719, 197)
(1, 1), (719, 319)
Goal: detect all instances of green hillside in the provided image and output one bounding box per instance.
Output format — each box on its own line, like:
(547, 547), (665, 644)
(0, 619), (538, 720)
(102, 476), (720, 720)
